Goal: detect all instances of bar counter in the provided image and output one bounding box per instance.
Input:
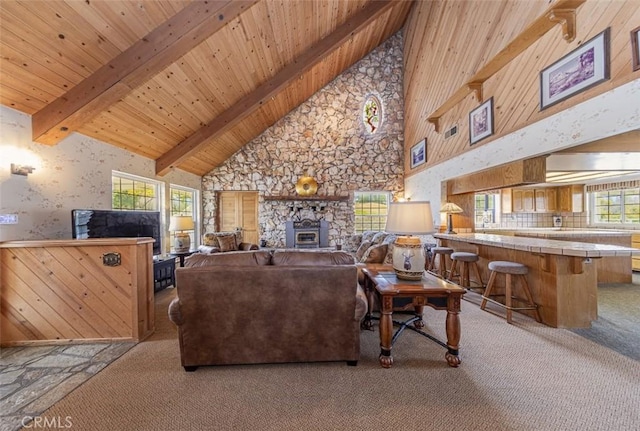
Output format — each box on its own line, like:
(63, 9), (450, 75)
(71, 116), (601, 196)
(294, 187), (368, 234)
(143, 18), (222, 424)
(433, 233), (640, 328)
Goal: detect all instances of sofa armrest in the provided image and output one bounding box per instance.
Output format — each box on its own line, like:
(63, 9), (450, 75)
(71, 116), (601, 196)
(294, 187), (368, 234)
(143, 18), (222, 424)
(168, 297), (184, 326)
(198, 245), (221, 254)
(238, 242), (259, 251)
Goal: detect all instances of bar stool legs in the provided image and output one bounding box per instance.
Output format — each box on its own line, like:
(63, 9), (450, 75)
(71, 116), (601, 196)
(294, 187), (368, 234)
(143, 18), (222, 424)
(427, 247), (454, 279)
(480, 261), (541, 324)
(448, 252), (483, 292)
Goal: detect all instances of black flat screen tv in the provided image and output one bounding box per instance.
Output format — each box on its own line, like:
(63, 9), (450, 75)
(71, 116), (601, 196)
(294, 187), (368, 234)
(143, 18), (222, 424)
(71, 209), (162, 255)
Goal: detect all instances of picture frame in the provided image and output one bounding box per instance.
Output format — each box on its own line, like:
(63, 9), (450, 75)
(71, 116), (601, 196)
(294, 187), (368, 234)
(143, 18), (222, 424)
(410, 138), (426, 169)
(540, 28), (610, 110)
(469, 97), (494, 145)
(631, 25), (640, 72)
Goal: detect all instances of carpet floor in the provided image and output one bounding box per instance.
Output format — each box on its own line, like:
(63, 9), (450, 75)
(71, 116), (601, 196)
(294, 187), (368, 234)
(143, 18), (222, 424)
(19, 285), (640, 431)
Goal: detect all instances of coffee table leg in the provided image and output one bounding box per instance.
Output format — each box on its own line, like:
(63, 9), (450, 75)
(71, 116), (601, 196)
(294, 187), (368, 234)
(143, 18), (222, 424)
(379, 297), (394, 368)
(444, 304), (461, 368)
(413, 304), (425, 329)
(361, 278), (375, 331)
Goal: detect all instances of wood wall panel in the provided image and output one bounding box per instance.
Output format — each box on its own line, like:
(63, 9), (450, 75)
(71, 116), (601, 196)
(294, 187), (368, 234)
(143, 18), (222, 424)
(404, 0), (640, 177)
(0, 238), (154, 346)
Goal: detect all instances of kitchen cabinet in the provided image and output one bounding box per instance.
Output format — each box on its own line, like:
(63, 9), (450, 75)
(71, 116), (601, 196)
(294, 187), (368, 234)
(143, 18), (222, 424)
(535, 188), (557, 212)
(506, 188), (554, 213)
(557, 185), (584, 212)
(503, 186), (579, 213)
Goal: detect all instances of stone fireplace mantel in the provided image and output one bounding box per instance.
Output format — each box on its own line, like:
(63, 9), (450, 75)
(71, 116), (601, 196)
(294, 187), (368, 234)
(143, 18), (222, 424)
(264, 195), (349, 201)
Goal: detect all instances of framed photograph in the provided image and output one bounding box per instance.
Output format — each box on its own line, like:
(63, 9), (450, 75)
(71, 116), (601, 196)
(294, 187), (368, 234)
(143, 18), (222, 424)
(410, 138), (426, 169)
(631, 26), (640, 72)
(469, 97), (494, 145)
(540, 28), (610, 110)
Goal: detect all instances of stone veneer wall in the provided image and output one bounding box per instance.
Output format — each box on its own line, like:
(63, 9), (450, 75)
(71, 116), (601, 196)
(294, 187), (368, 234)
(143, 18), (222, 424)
(202, 32), (405, 248)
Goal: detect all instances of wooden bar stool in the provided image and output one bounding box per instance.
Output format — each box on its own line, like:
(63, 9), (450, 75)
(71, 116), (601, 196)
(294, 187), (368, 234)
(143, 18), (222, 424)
(427, 246), (454, 279)
(448, 251), (484, 292)
(480, 261), (541, 324)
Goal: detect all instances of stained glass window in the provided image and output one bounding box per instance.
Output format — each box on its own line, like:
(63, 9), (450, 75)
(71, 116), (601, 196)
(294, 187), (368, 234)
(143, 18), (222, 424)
(362, 95), (382, 134)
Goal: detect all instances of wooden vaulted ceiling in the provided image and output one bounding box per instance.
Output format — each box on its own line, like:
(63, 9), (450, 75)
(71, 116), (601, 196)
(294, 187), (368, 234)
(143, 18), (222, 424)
(0, 0), (413, 176)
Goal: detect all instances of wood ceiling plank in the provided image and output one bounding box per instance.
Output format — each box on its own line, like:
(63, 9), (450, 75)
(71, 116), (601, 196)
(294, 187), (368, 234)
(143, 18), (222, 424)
(155, 0), (400, 175)
(31, 0), (259, 146)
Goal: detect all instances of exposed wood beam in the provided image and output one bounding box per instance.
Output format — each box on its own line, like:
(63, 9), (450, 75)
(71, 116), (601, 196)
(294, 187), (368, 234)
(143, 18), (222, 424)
(31, 0), (258, 146)
(427, 0), (586, 132)
(155, 0), (399, 176)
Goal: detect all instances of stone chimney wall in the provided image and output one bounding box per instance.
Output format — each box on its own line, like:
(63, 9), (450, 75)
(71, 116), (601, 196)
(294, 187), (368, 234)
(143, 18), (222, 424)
(202, 32), (405, 247)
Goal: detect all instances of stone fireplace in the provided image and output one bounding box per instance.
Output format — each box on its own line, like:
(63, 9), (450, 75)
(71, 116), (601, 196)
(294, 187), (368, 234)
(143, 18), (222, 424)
(201, 33), (405, 246)
(285, 219), (329, 248)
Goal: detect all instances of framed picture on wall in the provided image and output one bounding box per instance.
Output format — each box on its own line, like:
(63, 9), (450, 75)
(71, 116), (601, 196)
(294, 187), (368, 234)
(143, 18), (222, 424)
(631, 25), (640, 71)
(540, 28), (610, 110)
(469, 97), (494, 145)
(410, 138), (426, 169)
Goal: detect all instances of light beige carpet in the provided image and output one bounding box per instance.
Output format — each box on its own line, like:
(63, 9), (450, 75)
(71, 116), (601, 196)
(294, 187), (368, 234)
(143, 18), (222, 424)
(27, 287), (640, 431)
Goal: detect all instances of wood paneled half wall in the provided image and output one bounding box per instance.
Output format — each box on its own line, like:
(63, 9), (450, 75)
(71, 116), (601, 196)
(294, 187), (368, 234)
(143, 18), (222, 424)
(0, 238), (155, 346)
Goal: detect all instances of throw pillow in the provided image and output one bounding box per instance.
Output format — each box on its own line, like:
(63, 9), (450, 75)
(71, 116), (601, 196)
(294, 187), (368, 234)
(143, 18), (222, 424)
(370, 232), (388, 245)
(361, 231), (377, 243)
(202, 233), (219, 247)
(355, 241), (372, 261)
(362, 244), (388, 264)
(217, 234), (238, 252)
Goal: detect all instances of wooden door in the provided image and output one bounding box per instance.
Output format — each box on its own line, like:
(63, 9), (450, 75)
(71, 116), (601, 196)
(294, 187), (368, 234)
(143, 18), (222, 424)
(218, 191), (259, 245)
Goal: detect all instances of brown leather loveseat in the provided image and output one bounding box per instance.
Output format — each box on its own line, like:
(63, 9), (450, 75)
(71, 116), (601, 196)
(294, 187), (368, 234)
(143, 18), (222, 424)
(168, 249), (367, 371)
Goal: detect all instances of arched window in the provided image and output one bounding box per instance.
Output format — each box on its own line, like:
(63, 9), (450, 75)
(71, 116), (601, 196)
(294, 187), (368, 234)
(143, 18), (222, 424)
(362, 95), (382, 134)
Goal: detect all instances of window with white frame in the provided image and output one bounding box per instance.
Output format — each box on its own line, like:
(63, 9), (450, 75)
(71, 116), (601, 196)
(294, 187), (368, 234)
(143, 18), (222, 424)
(354, 191), (391, 233)
(590, 187), (640, 226)
(112, 171), (161, 211)
(170, 185), (200, 247)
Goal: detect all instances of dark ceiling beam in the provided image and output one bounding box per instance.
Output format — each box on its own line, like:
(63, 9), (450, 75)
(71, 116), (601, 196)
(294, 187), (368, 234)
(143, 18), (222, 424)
(155, 0), (399, 176)
(31, 0), (258, 146)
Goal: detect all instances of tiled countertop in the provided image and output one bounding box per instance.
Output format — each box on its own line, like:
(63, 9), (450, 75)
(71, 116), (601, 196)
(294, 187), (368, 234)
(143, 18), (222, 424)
(434, 233), (640, 258)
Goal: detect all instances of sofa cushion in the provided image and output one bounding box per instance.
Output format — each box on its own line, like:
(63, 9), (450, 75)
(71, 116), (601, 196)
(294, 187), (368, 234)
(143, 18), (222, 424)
(217, 234), (238, 252)
(355, 241), (372, 261)
(202, 234), (220, 247)
(370, 232), (388, 245)
(361, 231), (377, 243)
(272, 250), (356, 266)
(361, 243), (388, 264)
(381, 234), (397, 264)
(184, 250), (272, 267)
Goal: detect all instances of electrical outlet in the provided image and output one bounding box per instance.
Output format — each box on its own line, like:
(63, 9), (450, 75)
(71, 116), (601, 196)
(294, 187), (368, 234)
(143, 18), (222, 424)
(0, 214), (18, 224)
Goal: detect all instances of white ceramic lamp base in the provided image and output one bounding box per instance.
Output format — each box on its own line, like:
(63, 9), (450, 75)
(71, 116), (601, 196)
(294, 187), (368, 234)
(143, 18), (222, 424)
(174, 233), (191, 253)
(392, 236), (426, 281)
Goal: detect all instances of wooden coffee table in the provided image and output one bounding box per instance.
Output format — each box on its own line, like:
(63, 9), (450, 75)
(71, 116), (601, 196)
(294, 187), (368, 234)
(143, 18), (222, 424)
(361, 267), (465, 368)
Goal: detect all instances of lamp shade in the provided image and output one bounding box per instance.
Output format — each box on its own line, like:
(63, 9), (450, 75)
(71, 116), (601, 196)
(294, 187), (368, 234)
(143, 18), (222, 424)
(385, 201), (435, 235)
(440, 202), (463, 214)
(169, 216), (194, 232)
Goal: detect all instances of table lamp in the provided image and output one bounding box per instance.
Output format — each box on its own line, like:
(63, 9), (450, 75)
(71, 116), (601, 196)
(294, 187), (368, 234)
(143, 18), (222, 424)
(440, 202), (463, 234)
(169, 216), (194, 252)
(385, 201), (435, 280)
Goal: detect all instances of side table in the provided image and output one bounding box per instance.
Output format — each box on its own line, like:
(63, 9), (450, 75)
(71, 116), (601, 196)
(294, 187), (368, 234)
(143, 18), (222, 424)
(170, 251), (195, 267)
(153, 258), (175, 292)
(361, 267), (465, 368)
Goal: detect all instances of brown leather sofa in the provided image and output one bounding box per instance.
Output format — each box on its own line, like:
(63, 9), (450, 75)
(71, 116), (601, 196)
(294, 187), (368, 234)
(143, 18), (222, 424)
(168, 249), (367, 371)
(197, 231), (258, 254)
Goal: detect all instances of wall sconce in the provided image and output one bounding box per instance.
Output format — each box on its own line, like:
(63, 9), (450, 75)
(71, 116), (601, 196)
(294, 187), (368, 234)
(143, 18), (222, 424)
(11, 164), (35, 176)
